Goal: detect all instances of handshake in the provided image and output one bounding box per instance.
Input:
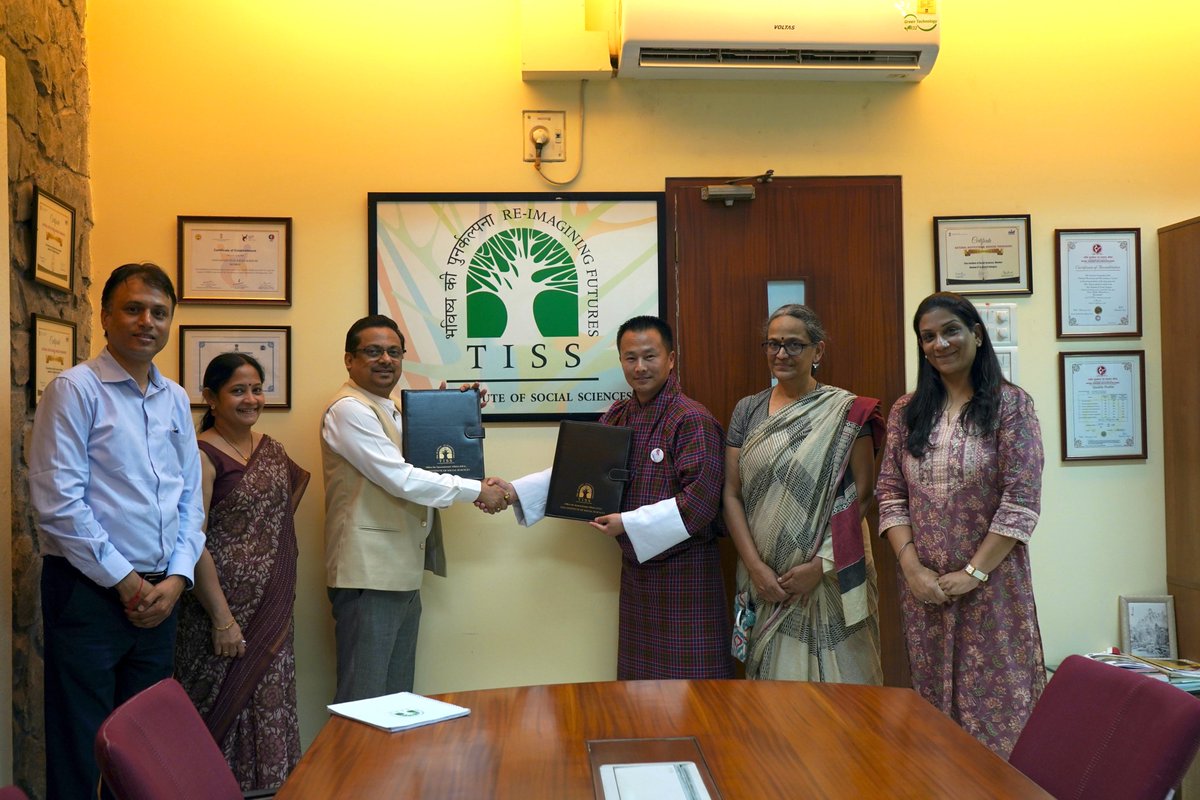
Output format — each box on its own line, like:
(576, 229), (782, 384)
(475, 477), (516, 514)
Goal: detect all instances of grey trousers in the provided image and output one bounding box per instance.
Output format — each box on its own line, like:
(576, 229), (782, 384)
(328, 587), (421, 702)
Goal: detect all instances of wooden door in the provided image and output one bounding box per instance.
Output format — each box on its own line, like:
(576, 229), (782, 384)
(664, 175), (910, 686)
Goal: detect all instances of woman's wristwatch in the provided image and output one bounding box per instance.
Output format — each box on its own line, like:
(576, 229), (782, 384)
(963, 563), (989, 582)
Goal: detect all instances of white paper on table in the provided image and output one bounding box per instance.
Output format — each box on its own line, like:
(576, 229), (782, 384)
(326, 691), (470, 732)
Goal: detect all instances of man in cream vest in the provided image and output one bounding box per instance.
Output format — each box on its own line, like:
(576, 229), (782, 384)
(321, 314), (507, 701)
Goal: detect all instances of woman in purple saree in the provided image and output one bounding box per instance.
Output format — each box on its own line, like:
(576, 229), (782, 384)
(175, 352), (309, 790)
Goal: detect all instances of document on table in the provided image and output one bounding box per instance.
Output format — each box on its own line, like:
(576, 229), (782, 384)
(327, 691), (470, 732)
(599, 762), (712, 800)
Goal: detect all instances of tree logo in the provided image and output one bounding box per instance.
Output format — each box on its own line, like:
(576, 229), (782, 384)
(466, 227), (578, 339)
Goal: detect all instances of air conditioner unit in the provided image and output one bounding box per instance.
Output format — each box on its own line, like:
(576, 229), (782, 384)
(618, 0), (940, 82)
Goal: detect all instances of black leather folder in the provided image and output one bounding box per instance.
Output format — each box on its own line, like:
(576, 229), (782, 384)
(400, 388), (485, 480)
(546, 421), (632, 520)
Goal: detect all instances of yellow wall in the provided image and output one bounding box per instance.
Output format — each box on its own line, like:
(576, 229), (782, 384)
(86, 1), (1200, 746)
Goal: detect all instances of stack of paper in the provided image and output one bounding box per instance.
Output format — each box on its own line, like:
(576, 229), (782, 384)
(1085, 653), (1200, 693)
(327, 692), (470, 732)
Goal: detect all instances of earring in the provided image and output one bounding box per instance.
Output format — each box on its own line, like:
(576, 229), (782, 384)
(812, 361), (821, 373)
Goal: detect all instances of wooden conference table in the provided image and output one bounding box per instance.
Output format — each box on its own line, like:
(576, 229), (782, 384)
(276, 679), (1050, 799)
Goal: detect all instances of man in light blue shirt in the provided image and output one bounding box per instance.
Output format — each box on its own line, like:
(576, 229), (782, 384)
(30, 262), (205, 800)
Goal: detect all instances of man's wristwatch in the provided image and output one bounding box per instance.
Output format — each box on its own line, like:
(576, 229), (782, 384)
(963, 563), (989, 582)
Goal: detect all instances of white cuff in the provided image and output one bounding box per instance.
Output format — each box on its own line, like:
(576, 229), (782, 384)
(511, 468), (552, 526)
(623, 497), (689, 563)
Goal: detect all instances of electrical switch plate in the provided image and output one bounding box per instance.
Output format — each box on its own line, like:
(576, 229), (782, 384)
(523, 110), (565, 162)
(994, 346), (1019, 383)
(973, 301), (1018, 345)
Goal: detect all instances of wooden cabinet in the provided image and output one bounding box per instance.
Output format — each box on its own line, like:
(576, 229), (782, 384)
(1159, 216), (1200, 661)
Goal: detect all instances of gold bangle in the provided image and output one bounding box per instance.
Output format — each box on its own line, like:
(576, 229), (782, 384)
(897, 540), (915, 560)
(213, 618), (236, 632)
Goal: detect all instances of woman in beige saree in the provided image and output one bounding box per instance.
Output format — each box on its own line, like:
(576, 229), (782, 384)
(723, 305), (883, 683)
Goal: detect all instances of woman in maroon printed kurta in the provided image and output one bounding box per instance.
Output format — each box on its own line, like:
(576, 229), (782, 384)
(876, 293), (1046, 757)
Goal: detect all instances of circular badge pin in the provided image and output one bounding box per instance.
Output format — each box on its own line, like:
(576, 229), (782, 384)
(650, 448), (665, 463)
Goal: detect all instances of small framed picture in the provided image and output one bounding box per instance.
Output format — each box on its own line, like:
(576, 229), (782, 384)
(177, 216), (292, 305)
(934, 214), (1033, 296)
(1055, 228), (1142, 338)
(179, 326), (291, 408)
(33, 188), (76, 293)
(1119, 595), (1177, 660)
(1059, 350), (1146, 461)
(31, 314), (77, 408)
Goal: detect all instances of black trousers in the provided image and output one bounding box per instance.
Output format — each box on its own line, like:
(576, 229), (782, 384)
(41, 556), (178, 800)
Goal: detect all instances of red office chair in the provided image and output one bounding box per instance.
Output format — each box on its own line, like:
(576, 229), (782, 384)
(1009, 654), (1200, 800)
(94, 677), (244, 800)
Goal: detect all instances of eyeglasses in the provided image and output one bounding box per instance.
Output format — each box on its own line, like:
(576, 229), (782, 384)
(352, 346), (406, 360)
(761, 340), (812, 356)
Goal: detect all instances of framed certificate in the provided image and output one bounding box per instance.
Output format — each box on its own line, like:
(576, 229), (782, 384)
(1059, 350), (1146, 461)
(31, 314), (77, 408)
(1055, 228), (1142, 338)
(934, 215), (1032, 296)
(179, 325), (291, 408)
(177, 216), (292, 304)
(33, 187), (76, 293)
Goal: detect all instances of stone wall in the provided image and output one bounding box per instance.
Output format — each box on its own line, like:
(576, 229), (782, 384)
(3, 1), (92, 796)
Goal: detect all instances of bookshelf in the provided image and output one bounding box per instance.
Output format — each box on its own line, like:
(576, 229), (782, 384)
(1159, 216), (1200, 661)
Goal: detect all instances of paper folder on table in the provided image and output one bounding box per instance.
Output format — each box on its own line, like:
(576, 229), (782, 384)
(327, 691), (470, 733)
